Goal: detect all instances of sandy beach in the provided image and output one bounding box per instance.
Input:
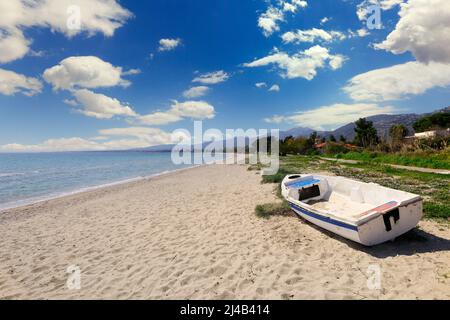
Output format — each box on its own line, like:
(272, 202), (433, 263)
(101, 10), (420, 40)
(0, 164), (449, 300)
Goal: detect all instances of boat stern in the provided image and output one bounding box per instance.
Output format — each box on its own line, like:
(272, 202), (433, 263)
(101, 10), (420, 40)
(357, 199), (423, 246)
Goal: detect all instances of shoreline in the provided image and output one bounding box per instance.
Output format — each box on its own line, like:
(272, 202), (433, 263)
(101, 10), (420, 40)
(0, 164), (201, 213)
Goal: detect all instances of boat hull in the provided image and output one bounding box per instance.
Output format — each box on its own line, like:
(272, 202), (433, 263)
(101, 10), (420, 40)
(288, 199), (423, 246)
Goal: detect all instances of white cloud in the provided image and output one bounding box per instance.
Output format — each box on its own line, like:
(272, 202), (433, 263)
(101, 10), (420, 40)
(269, 84), (280, 92)
(344, 61), (450, 101)
(282, 0), (308, 13)
(158, 38), (181, 52)
(375, 0), (450, 63)
(63, 98), (78, 107)
(0, 29), (29, 64)
(282, 28), (346, 43)
(320, 17), (330, 25)
(0, 127), (176, 152)
(122, 68), (141, 76)
(0, 0), (131, 63)
(183, 86), (210, 98)
(255, 82), (267, 88)
(43, 56), (134, 90)
(72, 89), (137, 119)
(99, 127), (174, 146)
(136, 100), (215, 126)
(356, 28), (370, 37)
(264, 103), (398, 130)
(0, 138), (102, 152)
(329, 55), (346, 70)
(258, 1), (308, 37)
(0, 68), (42, 96)
(258, 6), (284, 37)
(137, 111), (183, 126)
(243, 46), (346, 80)
(192, 70), (229, 85)
(357, 0), (403, 21)
(171, 100), (215, 119)
(264, 115), (286, 124)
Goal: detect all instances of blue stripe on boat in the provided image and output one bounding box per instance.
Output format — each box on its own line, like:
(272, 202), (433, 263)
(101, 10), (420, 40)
(289, 201), (358, 231)
(285, 179), (321, 188)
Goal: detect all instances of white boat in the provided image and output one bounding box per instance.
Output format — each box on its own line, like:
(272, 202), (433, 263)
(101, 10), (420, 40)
(281, 174), (423, 246)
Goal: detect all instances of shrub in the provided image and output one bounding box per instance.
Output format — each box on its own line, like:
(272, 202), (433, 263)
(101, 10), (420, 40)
(255, 201), (292, 219)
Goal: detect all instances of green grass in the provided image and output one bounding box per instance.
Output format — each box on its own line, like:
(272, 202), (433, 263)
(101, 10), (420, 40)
(255, 201), (292, 219)
(423, 203), (450, 220)
(328, 150), (450, 170)
(261, 168), (295, 184)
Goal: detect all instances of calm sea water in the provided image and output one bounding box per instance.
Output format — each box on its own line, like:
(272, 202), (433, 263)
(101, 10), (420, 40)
(0, 151), (193, 210)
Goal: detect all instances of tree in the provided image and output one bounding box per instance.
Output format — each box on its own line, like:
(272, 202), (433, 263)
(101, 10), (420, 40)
(329, 135), (336, 142)
(413, 112), (450, 133)
(309, 131), (318, 144)
(389, 124), (408, 145)
(339, 135), (347, 143)
(354, 118), (379, 148)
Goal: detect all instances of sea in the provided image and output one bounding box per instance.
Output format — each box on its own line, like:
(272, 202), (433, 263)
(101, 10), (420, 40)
(0, 151), (194, 210)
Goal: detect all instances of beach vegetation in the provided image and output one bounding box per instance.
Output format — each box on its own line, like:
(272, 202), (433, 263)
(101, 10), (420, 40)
(255, 201), (292, 219)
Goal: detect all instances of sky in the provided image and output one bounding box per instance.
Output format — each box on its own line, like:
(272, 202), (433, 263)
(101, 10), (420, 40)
(0, 0), (449, 152)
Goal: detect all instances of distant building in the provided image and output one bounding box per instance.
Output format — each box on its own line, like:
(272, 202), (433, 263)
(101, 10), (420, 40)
(314, 142), (359, 150)
(405, 128), (450, 140)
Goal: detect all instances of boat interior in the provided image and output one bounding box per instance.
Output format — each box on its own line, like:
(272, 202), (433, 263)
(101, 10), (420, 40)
(285, 175), (418, 223)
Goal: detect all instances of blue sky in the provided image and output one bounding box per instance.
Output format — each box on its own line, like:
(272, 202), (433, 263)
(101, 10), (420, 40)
(0, 0), (449, 151)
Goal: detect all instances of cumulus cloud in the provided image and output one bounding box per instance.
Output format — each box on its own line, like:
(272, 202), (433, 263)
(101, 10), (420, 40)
(283, 0), (308, 13)
(243, 46), (346, 80)
(269, 84), (280, 92)
(72, 89), (137, 119)
(258, 6), (284, 37)
(255, 82), (267, 88)
(137, 111), (183, 126)
(192, 70), (229, 85)
(344, 61), (450, 101)
(264, 103), (398, 130)
(282, 28), (346, 43)
(258, 1), (308, 37)
(158, 38), (181, 52)
(375, 0), (450, 63)
(171, 101), (215, 119)
(43, 56), (133, 90)
(183, 86), (210, 98)
(0, 68), (42, 96)
(0, 127), (176, 152)
(136, 100), (215, 126)
(0, 0), (131, 63)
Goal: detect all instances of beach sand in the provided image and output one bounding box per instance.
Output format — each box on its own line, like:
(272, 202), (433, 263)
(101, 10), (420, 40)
(0, 164), (449, 299)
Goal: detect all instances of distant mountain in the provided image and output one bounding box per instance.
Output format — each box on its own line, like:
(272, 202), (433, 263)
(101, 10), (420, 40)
(331, 113), (422, 141)
(281, 107), (449, 141)
(129, 107), (449, 151)
(280, 127), (315, 140)
(131, 144), (175, 152)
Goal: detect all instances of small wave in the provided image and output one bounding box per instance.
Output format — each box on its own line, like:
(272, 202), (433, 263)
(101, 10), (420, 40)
(0, 172), (25, 178)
